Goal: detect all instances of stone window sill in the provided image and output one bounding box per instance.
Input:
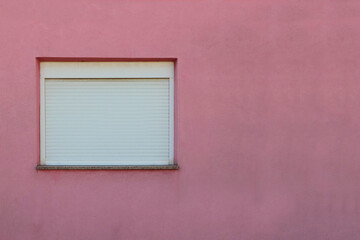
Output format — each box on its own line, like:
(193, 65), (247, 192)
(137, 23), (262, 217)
(36, 164), (179, 170)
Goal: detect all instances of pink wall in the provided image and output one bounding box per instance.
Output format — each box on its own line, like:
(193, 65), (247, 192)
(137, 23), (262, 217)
(1, 0), (360, 239)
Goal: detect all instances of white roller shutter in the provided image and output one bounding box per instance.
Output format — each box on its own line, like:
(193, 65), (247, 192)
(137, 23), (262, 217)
(44, 78), (171, 165)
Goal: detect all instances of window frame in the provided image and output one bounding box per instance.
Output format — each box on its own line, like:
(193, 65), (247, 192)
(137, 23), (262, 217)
(40, 61), (175, 167)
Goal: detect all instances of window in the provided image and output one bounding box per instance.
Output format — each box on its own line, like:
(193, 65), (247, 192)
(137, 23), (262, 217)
(39, 61), (176, 169)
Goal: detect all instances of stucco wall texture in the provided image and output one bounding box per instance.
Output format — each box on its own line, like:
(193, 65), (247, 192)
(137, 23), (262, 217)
(1, 0), (360, 239)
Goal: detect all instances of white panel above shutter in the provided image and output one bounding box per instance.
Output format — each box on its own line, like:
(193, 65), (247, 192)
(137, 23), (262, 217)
(45, 78), (170, 165)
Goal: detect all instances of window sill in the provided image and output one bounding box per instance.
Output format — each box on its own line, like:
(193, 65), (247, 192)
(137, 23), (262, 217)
(36, 164), (179, 170)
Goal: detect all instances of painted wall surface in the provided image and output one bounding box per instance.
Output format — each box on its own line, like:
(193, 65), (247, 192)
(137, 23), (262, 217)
(1, 0), (360, 239)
